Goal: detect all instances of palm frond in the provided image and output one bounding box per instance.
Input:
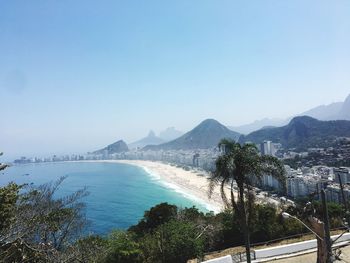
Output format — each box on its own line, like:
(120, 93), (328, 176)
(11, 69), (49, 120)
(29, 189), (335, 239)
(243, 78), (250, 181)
(220, 180), (230, 208)
(259, 155), (287, 192)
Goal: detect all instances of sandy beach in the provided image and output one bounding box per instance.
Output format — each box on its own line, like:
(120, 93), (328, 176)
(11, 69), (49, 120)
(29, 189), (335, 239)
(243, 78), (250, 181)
(95, 160), (228, 213)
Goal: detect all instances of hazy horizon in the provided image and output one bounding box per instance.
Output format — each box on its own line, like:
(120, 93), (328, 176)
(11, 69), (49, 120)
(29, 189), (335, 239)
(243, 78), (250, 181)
(1, 0), (350, 159)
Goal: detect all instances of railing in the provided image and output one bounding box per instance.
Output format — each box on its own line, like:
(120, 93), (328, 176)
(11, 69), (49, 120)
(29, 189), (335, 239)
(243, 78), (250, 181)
(250, 226), (346, 248)
(199, 226), (347, 262)
(231, 251), (256, 263)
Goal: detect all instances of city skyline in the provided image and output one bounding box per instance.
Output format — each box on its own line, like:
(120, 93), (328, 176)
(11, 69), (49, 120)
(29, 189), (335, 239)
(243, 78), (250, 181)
(1, 0), (350, 158)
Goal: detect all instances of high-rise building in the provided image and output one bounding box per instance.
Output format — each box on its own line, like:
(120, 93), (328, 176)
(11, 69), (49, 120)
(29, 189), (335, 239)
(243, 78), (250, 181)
(261, 141), (272, 155)
(334, 167), (350, 184)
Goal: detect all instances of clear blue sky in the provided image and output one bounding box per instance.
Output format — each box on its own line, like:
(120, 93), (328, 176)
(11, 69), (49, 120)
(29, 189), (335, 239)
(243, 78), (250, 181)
(1, 0), (350, 159)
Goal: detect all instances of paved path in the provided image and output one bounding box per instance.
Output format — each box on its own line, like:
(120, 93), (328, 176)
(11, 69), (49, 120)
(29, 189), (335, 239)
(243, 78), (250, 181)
(266, 245), (350, 263)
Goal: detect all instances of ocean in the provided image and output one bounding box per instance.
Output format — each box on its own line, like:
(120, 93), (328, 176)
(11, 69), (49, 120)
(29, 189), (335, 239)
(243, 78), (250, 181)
(0, 161), (209, 235)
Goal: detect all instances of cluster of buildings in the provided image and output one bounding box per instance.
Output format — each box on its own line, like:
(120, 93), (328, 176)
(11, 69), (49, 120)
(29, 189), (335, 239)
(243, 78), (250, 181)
(98, 148), (221, 171)
(283, 138), (350, 167)
(13, 148), (221, 171)
(260, 140), (283, 157)
(257, 139), (350, 205)
(14, 154), (87, 164)
(13, 139), (350, 205)
(261, 165), (350, 205)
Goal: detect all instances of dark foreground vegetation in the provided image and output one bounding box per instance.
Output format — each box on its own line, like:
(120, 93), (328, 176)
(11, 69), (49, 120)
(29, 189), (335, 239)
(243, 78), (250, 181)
(0, 179), (346, 263)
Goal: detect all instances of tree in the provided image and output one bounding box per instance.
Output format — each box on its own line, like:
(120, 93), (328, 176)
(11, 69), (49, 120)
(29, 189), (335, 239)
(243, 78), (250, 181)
(128, 203), (177, 236)
(103, 231), (143, 263)
(140, 220), (204, 263)
(208, 139), (285, 262)
(0, 176), (89, 262)
(68, 235), (107, 263)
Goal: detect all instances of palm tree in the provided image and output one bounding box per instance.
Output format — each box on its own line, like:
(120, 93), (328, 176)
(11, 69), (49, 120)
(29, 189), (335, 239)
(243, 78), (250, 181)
(208, 139), (286, 263)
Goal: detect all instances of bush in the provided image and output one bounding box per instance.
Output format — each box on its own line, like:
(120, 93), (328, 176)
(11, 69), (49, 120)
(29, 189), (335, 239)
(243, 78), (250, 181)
(103, 231), (143, 263)
(140, 220), (205, 263)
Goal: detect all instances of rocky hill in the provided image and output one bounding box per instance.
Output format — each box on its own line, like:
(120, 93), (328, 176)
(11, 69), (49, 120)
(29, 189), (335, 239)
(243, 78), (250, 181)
(128, 131), (165, 149)
(143, 119), (240, 150)
(239, 116), (350, 149)
(93, 140), (129, 154)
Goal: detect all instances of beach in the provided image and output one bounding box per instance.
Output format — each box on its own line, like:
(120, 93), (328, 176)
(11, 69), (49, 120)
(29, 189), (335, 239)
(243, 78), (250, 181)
(97, 160), (227, 213)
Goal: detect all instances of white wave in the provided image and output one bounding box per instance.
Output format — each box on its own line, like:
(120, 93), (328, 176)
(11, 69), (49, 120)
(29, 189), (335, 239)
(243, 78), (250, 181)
(139, 165), (220, 213)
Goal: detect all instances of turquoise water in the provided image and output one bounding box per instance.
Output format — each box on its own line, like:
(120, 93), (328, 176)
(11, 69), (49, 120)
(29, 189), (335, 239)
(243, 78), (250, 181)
(0, 162), (208, 235)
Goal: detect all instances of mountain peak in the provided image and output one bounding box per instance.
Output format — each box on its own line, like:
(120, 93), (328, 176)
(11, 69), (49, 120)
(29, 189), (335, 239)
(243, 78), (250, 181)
(159, 127), (183, 141)
(290, 115), (318, 124)
(129, 131), (164, 149)
(93, 140), (129, 154)
(199, 118), (222, 126)
(345, 93), (350, 102)
(340, 93), (350, 118)
(194, 119), (228, 132)
(143, 119), (240, 150)
(240, 117), (350, 149)
(147, 130), (156, 138)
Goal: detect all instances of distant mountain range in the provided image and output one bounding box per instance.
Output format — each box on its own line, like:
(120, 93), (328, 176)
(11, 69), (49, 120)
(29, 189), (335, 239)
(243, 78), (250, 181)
(229, 118), (287, 135)
(239, 116), (350, 149)
(232, 93), (350, 134)
(143, 119), (240, 151)
(159, 127), (183, 141)
(92, 116), (350, 153)
(128, 131), (165, 149)
(93, 140), (129, 155)
(93, 94), (350, 153)
(128, 128), (184, 149)
(301, 102), (344, 120)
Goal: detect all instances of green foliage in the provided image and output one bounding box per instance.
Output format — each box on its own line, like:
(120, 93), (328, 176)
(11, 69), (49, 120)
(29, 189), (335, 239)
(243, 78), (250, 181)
(103, 231), (143, 263)
(216, 205), (307, 248)
(140, 220), (204, 263)
(178, 206), (204, 222)
(216, 209), (242, 247)
(0, 178), (88, 262)
(250, 205), (284, 242)
(305, 201), (344, 228)
(209, 139), (285, 262)
(0, 183), (21, 231)
(128, 203), (177, 235)
(69, 235), (107, 263)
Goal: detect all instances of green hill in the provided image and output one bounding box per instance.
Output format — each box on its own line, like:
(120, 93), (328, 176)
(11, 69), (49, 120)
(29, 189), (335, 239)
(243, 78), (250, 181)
(143, 119), (240, 150)
(239, 116), (350, 149)
(93, 140), (129, 154)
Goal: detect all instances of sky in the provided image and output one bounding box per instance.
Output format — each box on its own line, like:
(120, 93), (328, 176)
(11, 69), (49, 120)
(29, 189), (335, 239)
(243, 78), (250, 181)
(1, 0), (350, 159)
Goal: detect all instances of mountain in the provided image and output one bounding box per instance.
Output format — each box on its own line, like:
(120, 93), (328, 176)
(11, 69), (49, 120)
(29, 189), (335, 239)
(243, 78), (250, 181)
(300, 102), (343, 120)
(129, 131), (165, 149)
(338, 94), (350, 120)
(229, 118), (288, 135)
(296, 93), (350, 121)
(159, 127), (183, 141)
(93, 140), (129, 154)
(239, 116), (350, 149)
(143, 119), (240, 151)
(230, 93), (350, 133)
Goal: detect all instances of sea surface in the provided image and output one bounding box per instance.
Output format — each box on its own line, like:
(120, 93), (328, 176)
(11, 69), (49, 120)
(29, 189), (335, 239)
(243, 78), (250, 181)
(0, 162), (209, 235)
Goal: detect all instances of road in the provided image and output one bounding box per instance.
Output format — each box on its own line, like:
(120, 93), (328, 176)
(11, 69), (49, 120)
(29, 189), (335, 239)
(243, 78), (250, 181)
(266, 245), (350, 263)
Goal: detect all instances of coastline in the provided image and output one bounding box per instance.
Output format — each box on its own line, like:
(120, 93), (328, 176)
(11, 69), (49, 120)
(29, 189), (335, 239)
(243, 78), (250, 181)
(11, 159), (229, 213)
(93, 160), (226, 213)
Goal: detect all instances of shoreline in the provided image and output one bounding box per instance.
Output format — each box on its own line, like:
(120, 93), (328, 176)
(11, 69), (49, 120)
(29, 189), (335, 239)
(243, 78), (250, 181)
(12, 160), (229, 213)
(90, 160), (226, 213)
